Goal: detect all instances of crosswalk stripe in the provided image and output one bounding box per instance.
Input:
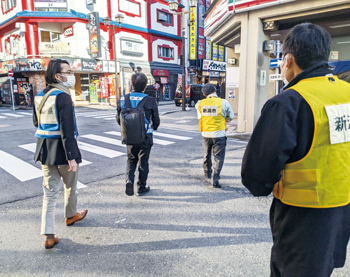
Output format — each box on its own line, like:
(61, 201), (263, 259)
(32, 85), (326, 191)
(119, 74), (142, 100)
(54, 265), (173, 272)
(153, 132), (192, 140)
(79, 113), (114, 117)
(104, 117), (116, 120)
(0, 150), (42, 182)
(0, 116), (6, 119)
(80, 134), (126, 147)
(78, 141), (125, 158)
(16, 112), (32, 115)
(2, 113), (24, 118)
(18, 143), (91, 166)
(94, 115), (116, 119)
(77, 182), (87, 189)
(104, 131), (174, 146)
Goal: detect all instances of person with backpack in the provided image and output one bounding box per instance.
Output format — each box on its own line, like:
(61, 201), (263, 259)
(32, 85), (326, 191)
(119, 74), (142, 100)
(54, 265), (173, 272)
(117, 73), (160, 196)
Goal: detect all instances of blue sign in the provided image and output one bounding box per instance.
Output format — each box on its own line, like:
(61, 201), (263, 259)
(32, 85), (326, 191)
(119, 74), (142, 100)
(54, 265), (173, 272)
(270, 58), (282, 69)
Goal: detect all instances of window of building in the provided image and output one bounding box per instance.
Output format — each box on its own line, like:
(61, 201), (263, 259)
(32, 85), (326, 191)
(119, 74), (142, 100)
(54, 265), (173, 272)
(157, 10), (173, 26)
(2, 0), (16, 13)
(158, 46), (174, 60)
(119, 0), (141, 17)
(40, 31), (61, 42)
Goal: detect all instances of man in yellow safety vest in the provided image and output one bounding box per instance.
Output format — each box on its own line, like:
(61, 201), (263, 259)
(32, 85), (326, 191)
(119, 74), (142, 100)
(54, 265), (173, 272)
(241, 23), (350, 276)
(196, 84), (234, 188)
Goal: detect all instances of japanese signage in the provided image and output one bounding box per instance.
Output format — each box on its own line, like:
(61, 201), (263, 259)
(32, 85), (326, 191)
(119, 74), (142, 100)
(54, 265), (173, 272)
(39, 42), (70, 55)
(103, 61), (118, 73)
(100, 77), (109, 98)
(153, 69), (169, 76)
(88, 12), (101, 58)
(190, 7), (196, 60)
(206, 39), (211, 60)
(203, 60), (227, 72)
(198, 38), (205, 60)
(218, 45), (224, 61)
(121, 39), (143, 56)
(64, 26), (74, 37)
(34, 0), (67, 8)
(82, 59), (103, 72)
(212, 43), (218, 61)
(201, 106), (219, 116)
(18, 58), (50, 71)
(89, 84), (98, 103)
(0, 60), (16, 73)
(325, 103), (350, 145)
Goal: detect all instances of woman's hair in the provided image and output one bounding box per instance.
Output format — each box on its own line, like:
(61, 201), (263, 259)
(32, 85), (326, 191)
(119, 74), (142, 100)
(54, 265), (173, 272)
(45, 59), (70, 84)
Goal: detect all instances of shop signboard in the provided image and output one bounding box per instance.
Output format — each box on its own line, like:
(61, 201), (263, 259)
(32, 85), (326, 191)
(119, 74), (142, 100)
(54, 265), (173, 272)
(89, 84), (98, 103)
(0, 60), (16, 73)
(198, 38), (205, 60)
(64, 26), (74, 37)
(34, 0), (67, 8)
(103, 61), (118, 73)
(204, 0), (234, 37)
(212, 44), (218, 61)
(218, 46), (224, 62)
(190, 7), (196, 60)
(210, 71), (220, 77)
(153, 69), (169, 76)
(18, 58), (51, 71)
(234, 0), (295, 12)
(82, 59), (103, 72)
(160, 77), (168, 84)
(203, 60), (227, 72)
(39, 42), (70, 55)
(205, 39), (211, 60)
(88, 12), (101, 58)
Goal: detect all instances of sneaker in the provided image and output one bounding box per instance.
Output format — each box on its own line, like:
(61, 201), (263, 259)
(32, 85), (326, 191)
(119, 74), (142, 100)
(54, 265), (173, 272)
(212, 182), (221, 188)
(125, 180), (134, 196)
(137, 186), (150, 196)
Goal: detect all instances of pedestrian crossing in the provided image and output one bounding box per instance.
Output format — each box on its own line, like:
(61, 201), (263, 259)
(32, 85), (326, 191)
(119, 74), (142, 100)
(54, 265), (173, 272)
(0, 130), (193, 186)
(76, 111), (116, 121)
(0, 111), (32, 119)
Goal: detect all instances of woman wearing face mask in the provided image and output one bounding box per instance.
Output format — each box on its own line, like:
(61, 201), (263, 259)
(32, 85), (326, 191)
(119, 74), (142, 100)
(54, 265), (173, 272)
(33, 59), (88, 249)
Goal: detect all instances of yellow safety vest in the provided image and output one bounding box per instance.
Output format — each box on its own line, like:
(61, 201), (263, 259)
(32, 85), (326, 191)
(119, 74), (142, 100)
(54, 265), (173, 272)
(198, 96), (226, 132)
(273, 76), (350, 208)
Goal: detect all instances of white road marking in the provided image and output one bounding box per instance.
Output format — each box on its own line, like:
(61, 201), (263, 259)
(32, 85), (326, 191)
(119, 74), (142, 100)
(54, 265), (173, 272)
(104, 117), (116, 120)
(2, 113), (23, 118)
(93, 115), (116, 119)
(153, 132), (192, 140)
(77, 182), (87, 189)
(16, 112), (32, 115)
(78, 141), (125, 158)
(0, 150), (42, 182)
(19, 143), (91, 166)
(104, 131), (174, 146)
(80, 134), (126, 147)
(0, 116), (6, 119)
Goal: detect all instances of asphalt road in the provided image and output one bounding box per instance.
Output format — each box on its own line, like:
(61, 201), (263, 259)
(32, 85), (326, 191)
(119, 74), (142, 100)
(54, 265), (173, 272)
(0, 104), (349, 276)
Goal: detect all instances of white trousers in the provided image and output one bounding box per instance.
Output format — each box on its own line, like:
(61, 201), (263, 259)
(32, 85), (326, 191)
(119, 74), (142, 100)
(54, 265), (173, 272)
(40, 164), (79, 235)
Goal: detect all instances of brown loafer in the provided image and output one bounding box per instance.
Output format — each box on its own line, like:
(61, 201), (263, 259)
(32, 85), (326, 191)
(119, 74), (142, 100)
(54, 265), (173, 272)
(65, 209), (88, 226)
(45, 236), (59, 249)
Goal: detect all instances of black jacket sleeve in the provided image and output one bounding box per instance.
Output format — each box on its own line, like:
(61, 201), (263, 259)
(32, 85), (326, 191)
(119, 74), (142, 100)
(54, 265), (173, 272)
(56, 93), (80, 161)
(116, 100), (121, 125)
(241, 98), (299, 196)
(33, 102), (38, 128)
(150, 97), (160, 130)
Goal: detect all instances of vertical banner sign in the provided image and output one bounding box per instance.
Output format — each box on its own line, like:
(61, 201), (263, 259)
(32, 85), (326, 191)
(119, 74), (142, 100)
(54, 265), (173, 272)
(206, 39), (211, 60)
(190, 7), (196, 60)
(212, 43), (218, 61)
(88, 12), (101, 58)
(198, 38), (205, 59)
(218, 45), (224, 61)
(89, 84), (98, 103)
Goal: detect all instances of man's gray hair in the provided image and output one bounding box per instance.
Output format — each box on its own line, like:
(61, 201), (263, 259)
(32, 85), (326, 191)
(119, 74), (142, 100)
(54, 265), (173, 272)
(202, 84), (216, 96)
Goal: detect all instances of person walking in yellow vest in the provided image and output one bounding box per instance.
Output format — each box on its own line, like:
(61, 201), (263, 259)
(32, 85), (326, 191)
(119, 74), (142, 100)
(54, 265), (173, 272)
(242, 23), (350, 276)
(195, 84), (234, 188)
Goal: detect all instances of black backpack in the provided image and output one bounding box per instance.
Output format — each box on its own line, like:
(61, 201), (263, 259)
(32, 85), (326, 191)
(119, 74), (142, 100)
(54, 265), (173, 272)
(120, 94), (148, 145)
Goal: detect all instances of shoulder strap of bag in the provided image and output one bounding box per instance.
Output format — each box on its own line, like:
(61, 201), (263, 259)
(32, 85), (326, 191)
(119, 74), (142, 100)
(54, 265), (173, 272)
(125, 94), (132, 109)
(136, 96), (148, 110)
(37, 88), (59, 126)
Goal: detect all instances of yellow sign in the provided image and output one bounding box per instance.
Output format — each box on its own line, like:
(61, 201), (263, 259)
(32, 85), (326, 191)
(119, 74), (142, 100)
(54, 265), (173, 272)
(212, 43), (218, 61)
(190, 7), (196, 60)
(206, 39), (211, 60)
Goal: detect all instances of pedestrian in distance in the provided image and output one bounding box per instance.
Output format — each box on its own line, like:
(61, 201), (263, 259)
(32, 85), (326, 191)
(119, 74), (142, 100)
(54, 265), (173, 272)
(145, 84), (159, 105)
(195, 84), (234, 188)
(241, 23), (350, 277)
(33, 59), (88, 249)
(117, 73), (160, 196)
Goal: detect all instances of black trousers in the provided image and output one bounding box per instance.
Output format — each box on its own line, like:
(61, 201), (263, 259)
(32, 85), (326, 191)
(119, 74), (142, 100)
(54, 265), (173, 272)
(202, 136), (227, 184)
(126, 144), (152, 188)
(270, 198), (350, 277)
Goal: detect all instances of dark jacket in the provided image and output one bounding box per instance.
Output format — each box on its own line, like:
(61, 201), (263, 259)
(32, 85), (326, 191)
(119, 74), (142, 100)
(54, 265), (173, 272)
(33, 86), (82, 165)
(117, 92), (160, 145)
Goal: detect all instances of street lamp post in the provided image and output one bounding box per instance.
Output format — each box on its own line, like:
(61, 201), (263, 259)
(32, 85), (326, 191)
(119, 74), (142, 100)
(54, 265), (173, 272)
(169, 0), (197, 111)
(103, 14), (124, 105)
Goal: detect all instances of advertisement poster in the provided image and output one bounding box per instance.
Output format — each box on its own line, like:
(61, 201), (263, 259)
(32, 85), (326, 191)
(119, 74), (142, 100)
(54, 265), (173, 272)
(198, 38), (205, 59)
(189, 7), (196, 60)
(212, 43), (218, 61)
(219, 45), (224, 61)
(89, 84), (98, 103)
(88, 12), (101, 58)
(100, 77), (109, 98)
(206, 39), (211, 60)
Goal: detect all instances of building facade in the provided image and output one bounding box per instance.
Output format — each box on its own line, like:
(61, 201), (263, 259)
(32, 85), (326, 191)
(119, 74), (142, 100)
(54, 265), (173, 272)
(204, 0), (350, 133)
(0, 0), (183, 106)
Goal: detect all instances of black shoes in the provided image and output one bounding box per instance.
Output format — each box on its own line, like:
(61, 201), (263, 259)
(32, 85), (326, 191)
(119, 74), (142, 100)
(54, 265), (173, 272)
(212, 182), (221, 188)
(137, 186), (150, 196)
(125, 180), (134, 196)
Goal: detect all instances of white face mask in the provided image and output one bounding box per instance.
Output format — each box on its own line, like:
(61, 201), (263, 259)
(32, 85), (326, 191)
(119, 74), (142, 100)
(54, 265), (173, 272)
(58, 74), (76, 88)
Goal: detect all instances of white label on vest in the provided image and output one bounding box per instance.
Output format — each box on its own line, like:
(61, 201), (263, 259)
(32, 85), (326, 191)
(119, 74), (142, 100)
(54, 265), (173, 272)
(325, 103), (350, 144)
(201, 106), (218, 116)
(35, 95), (59, 124)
